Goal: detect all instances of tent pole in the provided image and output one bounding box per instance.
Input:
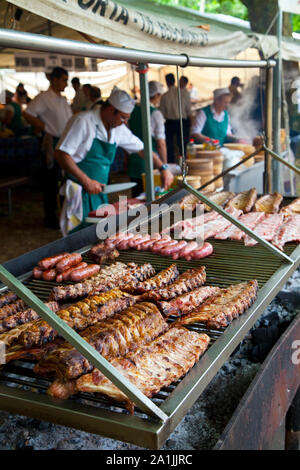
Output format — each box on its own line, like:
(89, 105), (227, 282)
(272, 5), (283, 192)
(138, 64), (155, 202)
(264, 65), (274, 193)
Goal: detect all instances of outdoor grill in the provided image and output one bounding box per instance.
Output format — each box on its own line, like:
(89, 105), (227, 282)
(0, 27), (299, 450)
(0, 206), (299, 449)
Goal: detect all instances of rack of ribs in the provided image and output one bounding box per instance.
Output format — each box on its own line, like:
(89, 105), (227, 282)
(140, 266), (206, 301)
(0, 299), (28, 320)
(178, 280), (258, 329)
(122, 264), (179, 294)
(17, 289), (137, 349)
(158, 285), (221, 317)
(36, 302), (168, 383)
(0, 301), (59, 334)
(73, 327), (210, 413)
(50, 262), (155, 302)
(0, 291), (18, 308)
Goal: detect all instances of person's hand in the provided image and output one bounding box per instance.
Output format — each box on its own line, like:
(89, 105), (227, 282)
(83, 177), (105, 194)
(160, 169), (174, 190)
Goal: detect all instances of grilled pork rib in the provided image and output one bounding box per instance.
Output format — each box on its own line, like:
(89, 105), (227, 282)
(73, 327), (210, 413)
(0, 291), (18, 308)
(158, 285), (221, 317)
(122, 264), (179, 294)
(37, 302), (168, 381)
(0, 301), (59, 334)
(18, 289), (136, 349)
(140, 267), (206, 302)
(178, 280), (258, 328)
(50, 262), (155, 302)
(0, 299), (27, 320)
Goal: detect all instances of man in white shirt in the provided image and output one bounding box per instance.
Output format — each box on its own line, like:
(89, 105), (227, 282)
(159, 73), (191, 163)
(24, 67), (72, 228)
(71, 77), (88, 114)
(128, 80), (168, 197)
(55, 88), (173, 232)
(191, 88), (240, 146)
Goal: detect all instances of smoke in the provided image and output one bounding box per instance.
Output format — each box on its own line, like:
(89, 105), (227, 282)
(228, 76), (262, 143)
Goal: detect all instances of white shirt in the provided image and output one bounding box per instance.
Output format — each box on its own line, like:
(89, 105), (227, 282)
(191, 105), (232, 136)
(151, 109), (165, 140)
(26, 89), (72, 137)
(57, 106), (144, 163)
(71, 88), (88, 113)
(159, 86), (191, 120)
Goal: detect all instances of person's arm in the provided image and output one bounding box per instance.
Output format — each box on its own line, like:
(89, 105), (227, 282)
(54, 149), (105, 194)
(137, 149), (174, 189)
(190, 109), (209, 143)
(155, 138), (167, 164)
(23, 111), (45, 133)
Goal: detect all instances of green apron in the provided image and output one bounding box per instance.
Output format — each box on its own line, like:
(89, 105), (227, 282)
(128, 104), (157, 180)
(68, 125), (116, 231)
(202, 105), (229, 146)
(8, 102), (22, 133)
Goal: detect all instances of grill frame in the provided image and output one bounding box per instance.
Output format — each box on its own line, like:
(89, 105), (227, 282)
(0, 217), (300, 448)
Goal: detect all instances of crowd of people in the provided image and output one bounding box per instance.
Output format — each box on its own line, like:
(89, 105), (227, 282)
(0, 66), (258, 233)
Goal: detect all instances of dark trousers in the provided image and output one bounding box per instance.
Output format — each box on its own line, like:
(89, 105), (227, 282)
(42, 159), (62, 223)
(130, 177), (144, 198)
(165, 119), (190, 163)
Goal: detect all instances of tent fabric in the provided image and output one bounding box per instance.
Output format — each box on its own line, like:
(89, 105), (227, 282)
(4, 0), (300, 62)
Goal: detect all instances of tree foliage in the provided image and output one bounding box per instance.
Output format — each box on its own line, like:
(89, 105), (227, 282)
(152, 0), (300, 33)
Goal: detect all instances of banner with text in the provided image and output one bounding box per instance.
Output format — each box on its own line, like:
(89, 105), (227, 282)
(7, 0), (254, 59)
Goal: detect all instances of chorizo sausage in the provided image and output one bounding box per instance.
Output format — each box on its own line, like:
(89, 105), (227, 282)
(68, 264), (100, 282)
(56, 253), (83, 273)
(38, 253), (68, 270)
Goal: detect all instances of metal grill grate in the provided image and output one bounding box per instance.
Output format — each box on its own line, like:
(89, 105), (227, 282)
(0, 239), (298, 424)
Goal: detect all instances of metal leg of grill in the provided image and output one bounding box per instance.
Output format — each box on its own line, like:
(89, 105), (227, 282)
(285, 387), (300, 450)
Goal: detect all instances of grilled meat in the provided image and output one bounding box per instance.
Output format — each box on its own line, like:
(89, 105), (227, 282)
(73, 327), (210, 413)
(158, 285), (221, 317)
(0, 291), (18, 308)
(272, 214), (300, 250)
(280, 197), (300, 216)
(36, 302), (168, 381)
(0, 299), (27, 320)
(50, 262), (155, 302)
(214, 212), (266, 241)
(0, 301), (59, 334)
(18, 289), (136, 349)
(226, 188), (257, 213)
(88, 242), (120, 264)
(244, 213), (284, 247)
(140, 267), (206, 302)
(254, 192), (283, 214)
(178, 280), (258, 328)
(122, 264), (179, 294)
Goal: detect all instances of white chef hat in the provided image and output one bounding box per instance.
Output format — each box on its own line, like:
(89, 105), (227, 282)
(149, 81), (164, 97)
(108, 87), (135, 113)
(213, 87), (231, 100)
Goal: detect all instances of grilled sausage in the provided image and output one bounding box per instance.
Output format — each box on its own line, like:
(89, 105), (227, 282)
(172, 241), (198, 260)
(55, 262), (88, 283)
(32, 266), (44, 279)
(42, 268), (57, 281)
(160, 240), (187, 257)
(68, 264), (100, 282)
(56, 253), (83, 273)
(38, 253), (68, 270)
(187, 242), (214, 260)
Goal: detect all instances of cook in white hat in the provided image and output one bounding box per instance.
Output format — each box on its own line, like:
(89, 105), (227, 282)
(191, 86), (238, 146)
(55, 87), (173, 232)
(127, 81), (168, 197)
